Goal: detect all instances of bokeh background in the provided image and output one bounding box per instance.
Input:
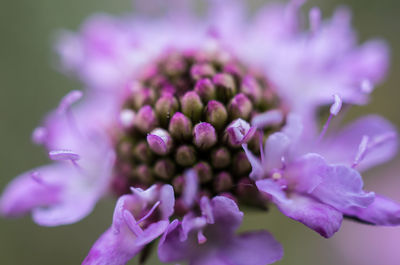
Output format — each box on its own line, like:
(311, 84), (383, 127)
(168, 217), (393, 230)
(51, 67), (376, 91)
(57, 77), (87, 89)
(1, 0), (399, 264)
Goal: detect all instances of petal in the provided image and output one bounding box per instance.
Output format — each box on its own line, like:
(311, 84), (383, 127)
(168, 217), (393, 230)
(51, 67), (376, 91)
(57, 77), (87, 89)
(321, 115), (398, 171)
(82, 227), (142, 265)
(256, 179), (343, 238)
(221, 231), (283, 265)
(159, 184), (175, 219)
(303, 154), (375, 210)
(242, 144), (264, 181)
(210, 196), (243, 234)
(344, 194), (400, 226)
(0, 165), (62, 217)
(158, 220), (190, 262)
(263, 132), (291, 173)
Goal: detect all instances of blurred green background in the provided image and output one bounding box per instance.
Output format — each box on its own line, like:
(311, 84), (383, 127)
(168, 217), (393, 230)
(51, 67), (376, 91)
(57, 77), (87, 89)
(1, 0), (399, 264)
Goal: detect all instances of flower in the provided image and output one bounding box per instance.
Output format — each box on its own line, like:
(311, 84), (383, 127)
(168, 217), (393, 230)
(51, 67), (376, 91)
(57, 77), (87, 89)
(1, 0), (398, 264)
(83, 184), (174, 265)
(158, 196), (283, 265)
(243, 106), (399, 238)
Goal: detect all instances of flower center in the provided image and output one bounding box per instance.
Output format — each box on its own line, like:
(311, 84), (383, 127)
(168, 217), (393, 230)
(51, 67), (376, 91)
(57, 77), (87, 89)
(113, 48), (285, 213)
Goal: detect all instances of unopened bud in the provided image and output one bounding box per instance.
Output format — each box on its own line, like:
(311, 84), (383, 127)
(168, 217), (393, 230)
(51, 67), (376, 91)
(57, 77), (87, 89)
(213, 73), (236, 103)
(193, 122), (217, 150)
(169, 112), (193, 141)
(205, 100), (228, 131)
(173, 175), (184, 195)
(214, 172), (233, 192)
(191, 63), (216, 80)
(241, 76), (262, 105)
(211, 147), (231, 169)
(194, 161), (212, 183)
(226, 119), (256, 146)
(119, 109), (135, 129)
(155, 95), (179, 126)
(134, 165), (154, 185)
(195, 78), (216, 102)
(133, 141), (154, 164)
(136, 105), (158, 133)
(233, 151), (251, 176)
(130, 87), (156, 110)
(181, 91), (204, 122)
(154, 159), (175, 180)
(228, 93), (252, 120)
(175, 145), (197, 166)
(147, 128), (173, 155)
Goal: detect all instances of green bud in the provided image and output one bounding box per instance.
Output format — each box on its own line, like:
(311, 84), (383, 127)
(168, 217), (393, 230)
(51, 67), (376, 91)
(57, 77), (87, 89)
(154, 159), (176, 180)
(205, 100), (228, 131)
(211, 147), (231, 169)
(155, 94), (179, 126)
(213, 73), (236, 103)
(175, 145), (197, 167)
(180, 91), (204, 122)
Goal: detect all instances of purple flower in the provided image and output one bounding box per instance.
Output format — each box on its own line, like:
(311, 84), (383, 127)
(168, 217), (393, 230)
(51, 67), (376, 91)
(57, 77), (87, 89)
(244, 110), (399, 238)
(83, 184), (174, 265)
(1, 0), (398, 264)
(158, 196), (283, 265)
(1, 91), (116, 226)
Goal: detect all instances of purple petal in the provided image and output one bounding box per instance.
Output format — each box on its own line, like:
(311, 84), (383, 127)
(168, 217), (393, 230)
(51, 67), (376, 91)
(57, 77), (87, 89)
(256, 179), (343, 238)
(182, 170), (198, 208)
(242, 144), (264, 181)
(82, 227), (142, 265)
(220, 231), (283, 265)
(0, 166), (62, 218)
(158, 220), (189, 262)
(321, 115), (398, 171)
(210, 196), (243, 234)
(159, 184), (175, 219)
(344, 194), (400, 226)
(300, 154), (375, 210)
(263, 132), (291, 173)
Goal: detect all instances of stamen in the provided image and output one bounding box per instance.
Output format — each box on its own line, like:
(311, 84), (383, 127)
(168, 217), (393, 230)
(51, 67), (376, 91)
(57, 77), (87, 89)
(197, 230), (207, 244)
(309, 7), (321, 35)
(123, 210), (144, 237)
(49, 150), (80, 161)
(136, 201), (161, 225)
(352, 135), (369, 168)
(32, 127), (48, 145)
(259, 131), (265, 163)
(318, 94), (342, 142)
(361, 79), (374, 94)
(251, 109), (284, 129)
(57, 90), (83, 115)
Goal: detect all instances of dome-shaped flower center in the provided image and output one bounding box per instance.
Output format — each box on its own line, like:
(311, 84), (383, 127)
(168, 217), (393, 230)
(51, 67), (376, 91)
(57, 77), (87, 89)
(113, 49), (285, 213)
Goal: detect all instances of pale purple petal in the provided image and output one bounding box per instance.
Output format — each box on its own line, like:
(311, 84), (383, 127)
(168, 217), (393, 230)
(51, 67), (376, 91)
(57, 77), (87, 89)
(158, 220), (190, 262)
(256, 179), (343, 238)
(321, 115), (398, 171)
(344, 194), (400, 226)
(159, 184), (175, 219)
(242, 144), (264, 181)
(220, 231), (283, 265)
(263, 132), (290, 173)
(0, 166), (62, 217)
(182, 170), (198, 208)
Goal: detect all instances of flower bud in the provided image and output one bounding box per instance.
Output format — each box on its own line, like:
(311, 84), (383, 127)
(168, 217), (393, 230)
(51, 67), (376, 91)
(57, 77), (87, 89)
(193, 122), (217, 150)
(195, 78), (216, 102)
(181, 91), (204, 122)
(172, 175), (184, 195)
(241, 75), (262, 105)
(130, 86), (156, 110)
(134, 165), (154, 185)
(226, 119), (256, 145)
(213, 73), (236, 103)
(119, 109), (135, 129)
(205, 100), (228, 131)
(214, 172), (233, 192)
(228, 93), (252, 120)
(194, 161), (212, 183)
(154, 159), (175, 180)
(233, 151), (251, 176)
(133, 141), (154, 164)
(135, 105), (158, 133)
(191, 63), (216, 80)
(168, 112), (193, 141)
(175, 145), (196, 166)
(155, 94), (179, 126)
(147, 128), (173, 155)
(211, 147), (231, 169)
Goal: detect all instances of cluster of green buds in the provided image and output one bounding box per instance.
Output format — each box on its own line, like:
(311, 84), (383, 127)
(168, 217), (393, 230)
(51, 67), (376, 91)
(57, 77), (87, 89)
(114, 49), (285, 214)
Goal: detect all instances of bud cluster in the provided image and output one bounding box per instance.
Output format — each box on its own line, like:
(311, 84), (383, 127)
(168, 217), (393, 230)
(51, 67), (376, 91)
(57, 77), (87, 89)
(113, 49), (284, 213)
